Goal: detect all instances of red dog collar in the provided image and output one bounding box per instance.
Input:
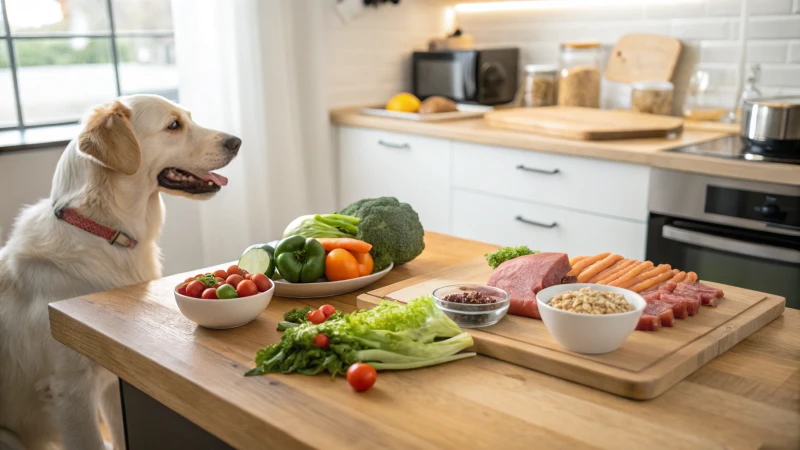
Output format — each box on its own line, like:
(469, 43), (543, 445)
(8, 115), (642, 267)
(56, 207), (138, 249)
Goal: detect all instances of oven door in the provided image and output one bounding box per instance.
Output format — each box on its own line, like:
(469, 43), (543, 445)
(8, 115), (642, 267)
(646, 214), (800, 309)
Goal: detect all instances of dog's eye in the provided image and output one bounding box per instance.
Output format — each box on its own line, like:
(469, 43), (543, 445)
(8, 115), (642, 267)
(167, 120), (180, 130)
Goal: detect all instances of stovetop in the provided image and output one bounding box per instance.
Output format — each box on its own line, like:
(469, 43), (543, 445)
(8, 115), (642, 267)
(668, 135), (800, 165)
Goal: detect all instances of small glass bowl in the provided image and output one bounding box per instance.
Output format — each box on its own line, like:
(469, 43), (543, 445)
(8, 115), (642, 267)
(432, 284), (510, 328)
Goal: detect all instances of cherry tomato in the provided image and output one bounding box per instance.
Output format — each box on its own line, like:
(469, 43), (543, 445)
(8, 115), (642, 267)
(347, 363), (377, 392)
(213, 269), (228, 279)
(227, 265), (245, 278)
(201, 288), (218, 300)
(325, 249), (360, 282)
(353, 252), (374, 277)
(213, 282), (225, 289)
(184, 277), (195, 284)
(314, 333), (329, 348)
(194, 273), (204, 278)
(245, 273), (253, 280)
(185, 280), (206, 298)
(225, 274), (244, 288)
(236, 280), (258, 297)
(252, 273), (272, 292)
(307, 309), (325, 325)
(319, 304), (336, 318)
(177, 285), (187, 296)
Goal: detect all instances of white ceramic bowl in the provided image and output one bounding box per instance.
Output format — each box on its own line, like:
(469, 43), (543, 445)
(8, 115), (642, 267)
(174, 282), (274, 329)
(536, 283), (645, 354)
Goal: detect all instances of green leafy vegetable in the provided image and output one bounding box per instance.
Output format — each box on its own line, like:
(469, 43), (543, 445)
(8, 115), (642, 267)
(485, 246), (540, 269)
(339, 197), (425, 272)
(283, 307), (313, 324)
(282, 214), (360, 239)
(246, 296), (475, 378)
(195, 274), (218, 288)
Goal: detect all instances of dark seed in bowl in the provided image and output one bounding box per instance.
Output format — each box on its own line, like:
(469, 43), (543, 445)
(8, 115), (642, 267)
(443, 292), (500, 304)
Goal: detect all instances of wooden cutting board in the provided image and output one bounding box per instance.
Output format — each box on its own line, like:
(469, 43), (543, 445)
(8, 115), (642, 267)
(605, 33), (682, 84)
(356, 258), (785, 400)
(485, 107), (684, 140)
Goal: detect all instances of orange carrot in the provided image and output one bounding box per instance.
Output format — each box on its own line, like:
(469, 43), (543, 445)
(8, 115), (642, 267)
(669, 271), (686, 283)
(686, 271), (698, 282)
(577, 254), (623, 282)
(620, 264), (671, 289)
(316, 238), (372, 253)
(567, 252), (611, 277)
(609, 261), (654, 287)
(594, 260), (639, 284)
(629, 271), (677, 293)
(590, 259), (635, 283)
(569, 256), (586, 266)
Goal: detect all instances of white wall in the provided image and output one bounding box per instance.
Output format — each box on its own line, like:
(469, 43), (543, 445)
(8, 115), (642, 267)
(324, 0), (450, 107)
(456, 0), (800, 108)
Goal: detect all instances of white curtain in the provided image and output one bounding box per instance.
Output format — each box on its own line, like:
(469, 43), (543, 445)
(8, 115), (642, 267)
(171, 0), (336, 265)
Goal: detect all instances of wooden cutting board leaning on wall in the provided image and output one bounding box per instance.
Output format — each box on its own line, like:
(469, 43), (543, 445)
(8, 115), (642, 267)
(605, 33), (682, 83)
(485, 107), (685, 141)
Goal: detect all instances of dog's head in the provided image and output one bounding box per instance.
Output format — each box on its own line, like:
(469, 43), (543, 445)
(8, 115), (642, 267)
(76, 95), (240, 199)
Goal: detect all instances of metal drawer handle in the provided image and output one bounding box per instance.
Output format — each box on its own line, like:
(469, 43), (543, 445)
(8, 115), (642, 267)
(378, 140), (410, 150)
(662, 225), (800, 264)
(516, 164), (560, 175)
(515, 215), (557, 228)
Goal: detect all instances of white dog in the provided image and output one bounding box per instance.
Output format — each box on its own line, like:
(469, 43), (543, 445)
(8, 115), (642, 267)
(0, 95), (240, 450)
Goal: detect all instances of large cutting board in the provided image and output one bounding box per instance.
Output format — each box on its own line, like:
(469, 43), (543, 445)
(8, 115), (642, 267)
(356, 258), (785, 400)
(485, 107), (684, 140)
(605, 33), (682, 84)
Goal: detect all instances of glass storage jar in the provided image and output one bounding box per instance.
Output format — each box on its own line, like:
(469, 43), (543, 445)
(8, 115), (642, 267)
(557, 42), (602, 108)
(630, 81), (674, 115)
(523, 64), (558, 107)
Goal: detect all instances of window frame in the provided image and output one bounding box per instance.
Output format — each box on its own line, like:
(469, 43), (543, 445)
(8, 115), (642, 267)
(0, 0), (175, 132)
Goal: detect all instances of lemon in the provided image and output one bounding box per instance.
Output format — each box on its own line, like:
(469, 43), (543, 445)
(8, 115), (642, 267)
(386, 93), (421, 113)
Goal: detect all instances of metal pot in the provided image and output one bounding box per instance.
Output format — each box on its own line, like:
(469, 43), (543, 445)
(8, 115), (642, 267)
(741, 96), (800, 142)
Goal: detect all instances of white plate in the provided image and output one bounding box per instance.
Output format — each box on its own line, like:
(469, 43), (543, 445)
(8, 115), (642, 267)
(359, 103), (492, 122)
(273, 263), (393, 299)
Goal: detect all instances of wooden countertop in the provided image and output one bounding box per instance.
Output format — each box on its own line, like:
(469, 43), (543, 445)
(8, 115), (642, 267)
(49, 233), (799, 449)
(331, 107), (800, 186)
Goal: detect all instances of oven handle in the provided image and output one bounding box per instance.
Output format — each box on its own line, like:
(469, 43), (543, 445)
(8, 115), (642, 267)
(662, 225), (800, 264)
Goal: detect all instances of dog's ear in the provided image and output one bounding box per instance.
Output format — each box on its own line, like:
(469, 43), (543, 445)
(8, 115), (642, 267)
(78, 101), (142, 176)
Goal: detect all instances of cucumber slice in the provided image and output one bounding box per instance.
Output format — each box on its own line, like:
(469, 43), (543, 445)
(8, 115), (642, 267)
(238, 246), (275, 277)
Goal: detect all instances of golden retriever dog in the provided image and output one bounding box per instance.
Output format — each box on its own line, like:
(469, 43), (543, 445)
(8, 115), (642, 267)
(0, 95), (240, 450)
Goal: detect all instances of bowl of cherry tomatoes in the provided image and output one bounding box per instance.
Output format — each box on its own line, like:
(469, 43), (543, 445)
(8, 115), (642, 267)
(174, 264), (274, 329)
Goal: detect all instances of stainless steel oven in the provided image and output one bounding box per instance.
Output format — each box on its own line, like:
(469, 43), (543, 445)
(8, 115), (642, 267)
(646, 169), (799, 309)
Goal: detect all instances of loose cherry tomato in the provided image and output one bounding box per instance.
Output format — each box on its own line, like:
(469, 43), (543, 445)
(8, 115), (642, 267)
(225, 274), (244, 288)
(252, 273), (272, 292)
(227, 265), (245, 278)
(353, 252), (374, 277)
(185, 280), (206, 298)
(177, 285), (187, 296)
(236, 280), (258, 297)
(319, 304), (336, 318)
(347, 363), (377, 392)
(245, 273), (253, 280)
(325, 249), (360, 282)
(213, 269), (228, 279)
(307, 309), (325, 325)
(201, 288), (218, 300)
(314, 333), (329, 348)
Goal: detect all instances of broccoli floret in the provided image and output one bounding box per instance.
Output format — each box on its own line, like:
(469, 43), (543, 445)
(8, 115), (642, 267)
(339, 197), (425, 271)
(283, 307), (313, 323)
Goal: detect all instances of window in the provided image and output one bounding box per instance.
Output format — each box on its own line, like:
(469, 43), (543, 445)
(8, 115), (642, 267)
(0, 0), (176, 131)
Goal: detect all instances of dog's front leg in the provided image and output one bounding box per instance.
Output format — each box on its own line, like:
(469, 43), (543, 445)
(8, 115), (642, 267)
(50, 370), (106, 450)
(99, 375), (126, 450)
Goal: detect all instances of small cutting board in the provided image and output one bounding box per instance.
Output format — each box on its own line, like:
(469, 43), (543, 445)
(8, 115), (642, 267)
(605, 33), (682, 84)
(356, 258), (785, 400)
(485, 107), (684, 141)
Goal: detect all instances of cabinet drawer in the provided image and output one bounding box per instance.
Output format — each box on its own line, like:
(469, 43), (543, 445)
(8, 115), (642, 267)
(452, 142), (650, 221)
(452, 189), (646, 260)
(338, 126), (451, 234)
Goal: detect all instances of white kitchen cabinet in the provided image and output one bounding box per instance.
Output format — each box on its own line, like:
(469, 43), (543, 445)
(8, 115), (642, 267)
(452, 188), (647, 260)
(337, 126), (452, 234)
(452, 142), (650, 222)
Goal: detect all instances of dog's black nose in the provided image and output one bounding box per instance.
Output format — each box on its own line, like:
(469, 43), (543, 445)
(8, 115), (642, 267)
(223, 135), (242, 153)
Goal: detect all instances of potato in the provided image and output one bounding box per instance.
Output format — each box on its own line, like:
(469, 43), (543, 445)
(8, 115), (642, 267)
(418, 96), (458, 114)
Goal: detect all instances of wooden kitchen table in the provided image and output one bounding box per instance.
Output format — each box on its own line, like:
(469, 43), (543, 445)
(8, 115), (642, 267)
(49, 233), (800, 450)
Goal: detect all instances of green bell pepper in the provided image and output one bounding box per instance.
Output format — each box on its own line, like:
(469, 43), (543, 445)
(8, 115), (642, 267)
(274, 236), (326, 283)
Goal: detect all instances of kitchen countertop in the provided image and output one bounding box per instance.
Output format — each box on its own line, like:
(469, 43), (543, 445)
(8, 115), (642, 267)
(49, 232), (800, 449)
(331, 107), (800, 186)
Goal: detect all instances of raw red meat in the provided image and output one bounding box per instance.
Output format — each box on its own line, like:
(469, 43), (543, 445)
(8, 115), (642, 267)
(658, 282), (678, 293)
(636, 315), (661, 331)
(676, 282), (723, 307)
(666, 290), (702, 316)
(642, 291), (661, 302)
(656, 294), (689, 319)
(487, 252), (572, 320)
(643, 301), (675, 327)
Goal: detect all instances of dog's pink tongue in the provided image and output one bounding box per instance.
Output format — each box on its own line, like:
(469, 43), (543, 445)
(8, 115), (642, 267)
(202, 172), (228, 187)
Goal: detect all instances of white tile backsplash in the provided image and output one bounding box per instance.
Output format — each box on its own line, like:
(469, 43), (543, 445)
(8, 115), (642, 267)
(747, 16), (800, 39)
(789, 41), (800, 62)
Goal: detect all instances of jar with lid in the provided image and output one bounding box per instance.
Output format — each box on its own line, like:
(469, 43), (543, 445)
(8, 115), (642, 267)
(557, 42), (602, 108)
(630, 81), (674, 115)
(522, 64), (557, 107)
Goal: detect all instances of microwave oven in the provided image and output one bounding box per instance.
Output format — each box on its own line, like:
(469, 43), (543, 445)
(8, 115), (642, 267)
(411, 48), (519, 105)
